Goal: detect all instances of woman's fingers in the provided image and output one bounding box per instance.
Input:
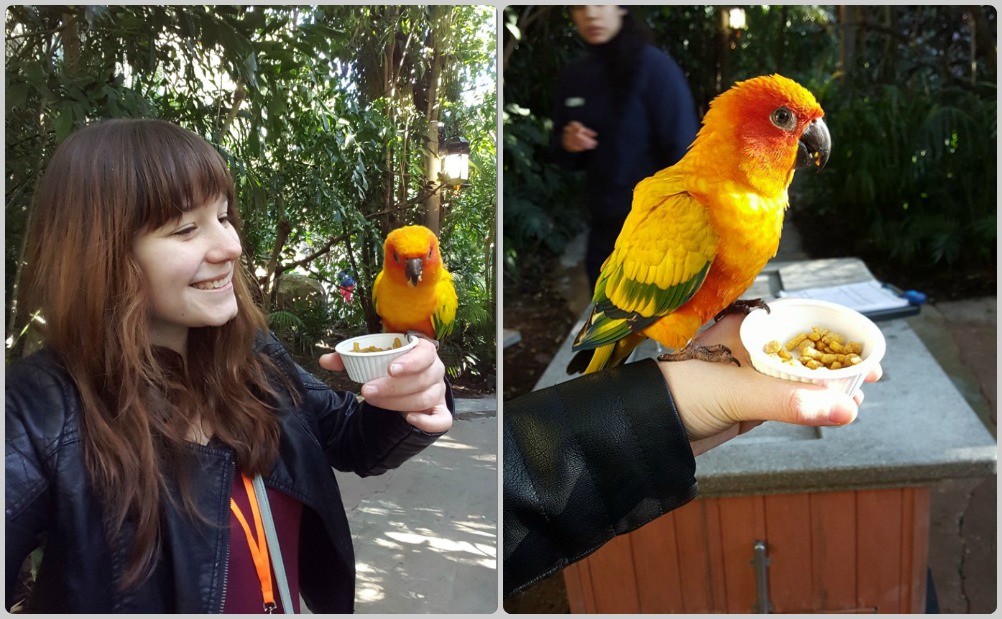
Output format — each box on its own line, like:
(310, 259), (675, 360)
(318, 352), (346, 372)
(402, 406), (454, 434)
(363, 377), (447, 413)
(354, 339), (448, 415)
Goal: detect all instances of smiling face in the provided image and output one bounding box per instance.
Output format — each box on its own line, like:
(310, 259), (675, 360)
(133, 195), (242, 353)
(570, 5), (627, 45)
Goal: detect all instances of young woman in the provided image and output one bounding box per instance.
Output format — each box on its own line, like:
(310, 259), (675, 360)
(5, 118), (454, 613)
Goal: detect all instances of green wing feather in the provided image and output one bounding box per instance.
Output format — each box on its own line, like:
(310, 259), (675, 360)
(572, 187), (716, 352)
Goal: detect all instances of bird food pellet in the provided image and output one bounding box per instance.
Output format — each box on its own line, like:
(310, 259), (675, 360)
(764, 326), (863, 370)
(352, 337), (403, 353)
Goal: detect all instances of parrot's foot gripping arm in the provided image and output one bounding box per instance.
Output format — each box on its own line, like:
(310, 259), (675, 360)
(406, 330), (440, 350)
(714, 298), (771, 323)
(658, 342), (741, 367)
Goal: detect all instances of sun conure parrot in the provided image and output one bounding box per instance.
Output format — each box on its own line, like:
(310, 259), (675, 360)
(569, 74), (831, 374)
(373, 224), (457, 343)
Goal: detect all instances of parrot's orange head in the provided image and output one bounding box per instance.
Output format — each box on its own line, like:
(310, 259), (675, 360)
(700, 74), (831, 192)
(382, 225), (443, 288)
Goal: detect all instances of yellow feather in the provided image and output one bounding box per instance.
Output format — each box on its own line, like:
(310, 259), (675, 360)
(585, 344), (614, 374)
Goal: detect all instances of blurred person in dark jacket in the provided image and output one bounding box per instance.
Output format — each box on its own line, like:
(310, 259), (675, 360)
(552, 5), (699, 287)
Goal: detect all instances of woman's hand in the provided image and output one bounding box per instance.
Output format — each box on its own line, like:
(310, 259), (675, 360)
(659, 314), (882, 456)
(562, 121), (599, 152)
(319, 339), (453, 434)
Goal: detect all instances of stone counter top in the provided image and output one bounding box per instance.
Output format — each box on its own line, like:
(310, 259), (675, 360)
(533, 258), (997, 498)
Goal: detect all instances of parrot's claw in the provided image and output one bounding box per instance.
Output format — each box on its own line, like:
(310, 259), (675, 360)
(658, 343), (741, 367)
(406, 330), (440, 350)
(714, 298), (771, 322)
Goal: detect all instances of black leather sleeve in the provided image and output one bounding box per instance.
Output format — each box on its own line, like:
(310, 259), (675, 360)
(502, 359), (697, 598)
(5, 353), (73, 609)
(299, 362), (455, 477)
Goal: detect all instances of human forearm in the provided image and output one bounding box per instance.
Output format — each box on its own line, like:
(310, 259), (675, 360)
(502, 360), (697, 597)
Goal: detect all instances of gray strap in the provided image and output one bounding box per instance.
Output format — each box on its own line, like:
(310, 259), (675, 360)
(253, 474), (296, 614)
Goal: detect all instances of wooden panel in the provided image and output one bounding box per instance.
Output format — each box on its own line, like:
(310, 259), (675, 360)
(578, 558), (598, 613)
(701, 498), (729, 612)
(856, 488), (903, 612)
(630, 512), (685, 612)
(562, 560), (591, 613)
(902, 488), (930, 612)
(899, 488), (917, 612)
(584, 531), (640, 612)
(717, 495), (767, 613)
(810, 491), (857, 611)
(562, 487), (932, 614)
(672, 499), (727, 612)
(764, 493), (814, 612)
(912, 488), (931, 612)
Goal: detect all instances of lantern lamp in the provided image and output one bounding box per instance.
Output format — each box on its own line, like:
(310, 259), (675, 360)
(728, 7), (746, 31)
(442, 136), (470, 188)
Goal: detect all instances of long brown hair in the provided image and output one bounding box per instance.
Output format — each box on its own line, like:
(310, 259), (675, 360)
(23, 118), (290, 589)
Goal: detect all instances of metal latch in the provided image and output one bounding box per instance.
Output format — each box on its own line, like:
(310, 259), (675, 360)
(752, 540), (772, 613)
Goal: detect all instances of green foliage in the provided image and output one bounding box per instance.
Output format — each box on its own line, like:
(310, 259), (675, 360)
(268, 297), (336, 358)
(501, 104), (584, 281)
(501, 6), (590, 283)
(267, 309), (309, 350)
(5, 5), (497, 382)
(791, 6), (997, 283)
(440, 268), (494, 382)
(799, 80), (996, 271)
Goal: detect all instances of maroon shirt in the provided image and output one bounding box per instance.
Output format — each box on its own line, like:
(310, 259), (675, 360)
(223, 471), (303, 613)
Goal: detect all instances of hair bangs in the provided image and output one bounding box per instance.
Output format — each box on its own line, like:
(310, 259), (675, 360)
(128, 120), (236, 232)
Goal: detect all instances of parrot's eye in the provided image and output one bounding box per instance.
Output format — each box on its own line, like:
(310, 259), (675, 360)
(427, 247), (433, 259)
(770, 106), (796, 130)
(393, 250), (400, 263)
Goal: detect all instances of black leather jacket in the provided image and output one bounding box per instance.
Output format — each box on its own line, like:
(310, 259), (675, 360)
(503, 359), (697, 598)
(5, 333), (453, 613)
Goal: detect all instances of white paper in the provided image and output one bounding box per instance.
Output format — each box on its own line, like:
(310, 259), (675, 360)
(778, 279), (910, 314)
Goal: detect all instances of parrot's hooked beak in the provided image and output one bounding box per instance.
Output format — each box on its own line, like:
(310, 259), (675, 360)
(405, 258), (423, 287)
(795, 117), (831, 171)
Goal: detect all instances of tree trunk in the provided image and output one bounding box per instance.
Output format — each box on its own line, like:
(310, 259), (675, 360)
(838, 5), (857, 80)
(878, 6), (896, 85)
(423, 6), (445, 235)
(973, 7), (996, 76)
(398, 115), (411, 228)
(855, 6), (868, 78)
(62, 8), (81, 77)
(424, 121), (442, 233)
(485, 202), (497, 313)
(775, 6), (788, 74)
(382, 8), (398, 235)
(262, 194), (291, 312)
(715, 7), (730, 91)
(216, 80), (246, 144)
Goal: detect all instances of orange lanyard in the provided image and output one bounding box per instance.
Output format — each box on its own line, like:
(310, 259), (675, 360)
(230, 472), (277, 613)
